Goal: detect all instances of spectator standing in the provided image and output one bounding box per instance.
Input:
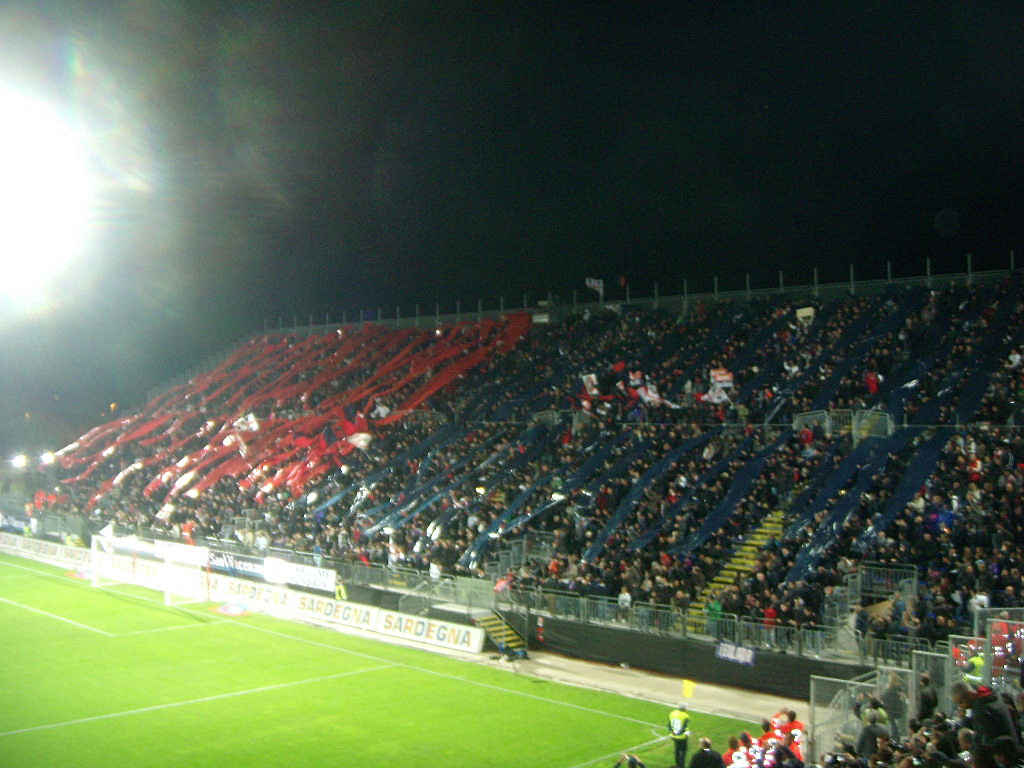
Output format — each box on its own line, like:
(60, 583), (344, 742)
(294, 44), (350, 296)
(950, 681), (1021, 746)
(880, 673), (908, 741)
(706, 592), (723, 639)
(918, 673), (938, 720)
(856, 710), (889, 759)
(689, 738), (726, 768)
(617, 584), (632, 621)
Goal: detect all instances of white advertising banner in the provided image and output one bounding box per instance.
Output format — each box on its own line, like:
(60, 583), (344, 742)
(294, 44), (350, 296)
(0, 533), (484, 656)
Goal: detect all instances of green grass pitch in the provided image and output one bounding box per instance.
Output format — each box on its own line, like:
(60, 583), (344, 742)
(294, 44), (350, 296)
(0, 550), (755, 767)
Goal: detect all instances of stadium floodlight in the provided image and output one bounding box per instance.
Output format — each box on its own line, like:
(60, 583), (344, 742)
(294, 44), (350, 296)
(0, 86), (95, 305)
(10, 454), (27, 469)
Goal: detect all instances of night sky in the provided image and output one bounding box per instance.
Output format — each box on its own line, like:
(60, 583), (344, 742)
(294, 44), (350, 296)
(1, 1), (1023, 453)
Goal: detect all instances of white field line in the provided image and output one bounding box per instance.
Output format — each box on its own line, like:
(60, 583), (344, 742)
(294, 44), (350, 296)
(0, 664), (394, 738)
(115, 620), (227, 637)
(0, 558), (81, 580)
(0, 596), (114, 636)
(172, 605), (663, 730)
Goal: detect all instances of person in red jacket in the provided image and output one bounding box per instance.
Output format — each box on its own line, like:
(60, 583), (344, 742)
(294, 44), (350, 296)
(773, 710), (805, 756)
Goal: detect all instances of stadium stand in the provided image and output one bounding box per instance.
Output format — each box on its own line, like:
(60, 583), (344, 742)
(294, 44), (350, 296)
(23, 270), (1024, 686)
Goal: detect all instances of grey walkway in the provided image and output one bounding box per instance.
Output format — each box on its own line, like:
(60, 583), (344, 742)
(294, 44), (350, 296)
(485, 649), (808, 724)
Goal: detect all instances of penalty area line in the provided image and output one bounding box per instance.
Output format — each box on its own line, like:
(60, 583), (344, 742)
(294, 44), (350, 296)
(115, 620), (230, 637)
(0, 664), (395, 738)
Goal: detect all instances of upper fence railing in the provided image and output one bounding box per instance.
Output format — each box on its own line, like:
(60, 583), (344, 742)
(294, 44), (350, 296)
(277, 260), (1017, 338)
(146, 256), (1017, 402)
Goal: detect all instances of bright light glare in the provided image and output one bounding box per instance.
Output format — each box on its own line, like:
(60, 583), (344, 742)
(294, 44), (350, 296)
(40, 451), (55, 465)
(10, 454), (27, 469)
(0, 87), (95, 299)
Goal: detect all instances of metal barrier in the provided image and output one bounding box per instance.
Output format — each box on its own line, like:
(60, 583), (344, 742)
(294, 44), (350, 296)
(910, 650), (951, 719)
(830, 409), (854, 436)
(974, 606), (1024, 642)
(853, 410), (895, 444)
(854, 562), (918, 602)
(37, 512), (89, 542)
(791, 408), (892, 444)
(809, 666), (915, 762)
(862, 635), (931, 667)
(793, 410), (830, 434)
(808, 674), (875, 762)
(506, 585), (881, 661)
(985, 614), (1024, 690)
(398, 581), (434, 615)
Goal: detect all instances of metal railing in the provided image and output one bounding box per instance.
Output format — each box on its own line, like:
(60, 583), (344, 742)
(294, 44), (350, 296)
(272, 261), (1016, 340)
(846, 561), (918, 605)
(861, 635), (932, 667)
(792, 408), (895, 446)
(94, 524), (946, 666)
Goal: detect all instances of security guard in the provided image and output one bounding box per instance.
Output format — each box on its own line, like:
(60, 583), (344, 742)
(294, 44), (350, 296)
(964, 649), (984, 684)
(668, 702), (691, 768)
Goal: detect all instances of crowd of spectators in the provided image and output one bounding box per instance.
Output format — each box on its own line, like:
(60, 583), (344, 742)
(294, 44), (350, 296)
(818, 678), (1024, 768)
(29, 274), (1024, 650)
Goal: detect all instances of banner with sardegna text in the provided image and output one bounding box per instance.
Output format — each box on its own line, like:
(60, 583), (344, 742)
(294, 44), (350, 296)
(207, 574), (485, 654)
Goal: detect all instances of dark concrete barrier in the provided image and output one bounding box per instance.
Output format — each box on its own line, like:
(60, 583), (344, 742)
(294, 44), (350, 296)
(535, 616), (870, 700)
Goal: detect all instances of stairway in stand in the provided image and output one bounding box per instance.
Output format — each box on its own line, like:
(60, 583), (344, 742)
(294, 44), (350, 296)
(684, 508), (786, 633)
(473, 610), (528, 658)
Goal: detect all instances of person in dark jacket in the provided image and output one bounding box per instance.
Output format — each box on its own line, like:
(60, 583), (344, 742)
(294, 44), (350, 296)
(918, 673), (939, 720)
(689, 738), (726, 768)
(950, 681), (1021, 747)
(856, 710), (890, 759)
